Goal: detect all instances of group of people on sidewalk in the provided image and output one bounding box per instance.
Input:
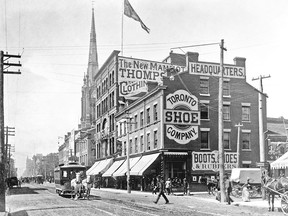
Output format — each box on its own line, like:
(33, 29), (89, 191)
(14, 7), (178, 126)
(215, 174), (252, 204)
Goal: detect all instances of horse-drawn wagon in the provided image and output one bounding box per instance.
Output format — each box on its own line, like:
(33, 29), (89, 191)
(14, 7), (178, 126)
(230, 168), (262, 198)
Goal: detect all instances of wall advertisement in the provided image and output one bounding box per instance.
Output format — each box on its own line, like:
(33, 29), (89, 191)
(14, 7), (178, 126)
(118, 57), (185, 99)
(192, 151), (238, 171)
(189, 62), (245, 79)
(164, 89), (200, 144)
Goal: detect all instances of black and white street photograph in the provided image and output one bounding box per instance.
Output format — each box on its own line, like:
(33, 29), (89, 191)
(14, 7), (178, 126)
(1, 0), (288, 215)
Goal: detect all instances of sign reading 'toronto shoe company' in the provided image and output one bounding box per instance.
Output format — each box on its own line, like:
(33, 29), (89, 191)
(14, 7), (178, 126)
(164, 89), (200, 144)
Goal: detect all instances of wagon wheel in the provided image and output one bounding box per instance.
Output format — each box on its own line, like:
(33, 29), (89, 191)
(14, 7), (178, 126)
(281, 191), (288, 215)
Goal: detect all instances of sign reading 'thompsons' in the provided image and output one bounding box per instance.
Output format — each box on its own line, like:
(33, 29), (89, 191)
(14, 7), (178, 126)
(192, 151), (238, 171)
(189, 62), (245, 79)
(165, 89), (200, 144)
(118, 57), (185, 99)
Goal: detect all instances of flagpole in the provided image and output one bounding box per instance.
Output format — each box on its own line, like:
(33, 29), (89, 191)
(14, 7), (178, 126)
(121, 0), (124, 55)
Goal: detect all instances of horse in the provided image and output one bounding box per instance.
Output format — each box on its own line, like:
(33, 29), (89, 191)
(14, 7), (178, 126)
(263, 176), (288, 212)
(71, 172), (84, 200)
(82, 175), (93, 200)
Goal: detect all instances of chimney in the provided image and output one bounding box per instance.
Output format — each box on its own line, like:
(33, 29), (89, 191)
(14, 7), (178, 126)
(186, 52), (199, 69)
(233, 57), (246, 67)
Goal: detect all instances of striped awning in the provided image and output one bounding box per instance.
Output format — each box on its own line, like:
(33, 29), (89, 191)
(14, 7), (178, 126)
(271, 151), (288, 169)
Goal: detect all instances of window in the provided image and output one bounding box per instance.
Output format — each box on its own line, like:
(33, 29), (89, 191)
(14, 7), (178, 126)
(154, 130), (158, 149)
(119, 123), (122, 136)
(140, 135), (144, 152)
(123, 141), (126, 156)
(147, 108), (150, 124)
(147, 133), (150, 150)
(129, 117), (132, 131)
(112, 71), (115, 84)
(129, 139), (132, 154)
(135, 137), (138, 153)
(223, 105), (230, 120)
(111, 91), (115, 107)
(242, 106), (250, 121)
(223, 132), (230, 149)
(200, 131), (209, 149)
(200, 104), (209, 120)
(223, 80), (230, 96)
(123, 121), (126, 135)
(200, 78), (209, 94)
(242, 133), (251, 149)
(140, 111), (144, 127)
(134, 115), (138, 130)
(154, 104), (158, 121)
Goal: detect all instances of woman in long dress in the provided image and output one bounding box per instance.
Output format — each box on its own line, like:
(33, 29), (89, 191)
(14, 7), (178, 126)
(242, 178), (251, 202)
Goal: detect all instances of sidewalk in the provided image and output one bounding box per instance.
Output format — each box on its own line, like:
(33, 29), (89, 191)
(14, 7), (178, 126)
(93, 187), (281, 210)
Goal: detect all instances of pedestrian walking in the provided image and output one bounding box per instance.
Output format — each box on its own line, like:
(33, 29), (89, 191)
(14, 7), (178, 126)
(154, 176), (169, 204)
(183, 178), (188, 195)
(242, 177), (251, 202)
(165, 178), (172, 195)
(224, 174), (233, 205)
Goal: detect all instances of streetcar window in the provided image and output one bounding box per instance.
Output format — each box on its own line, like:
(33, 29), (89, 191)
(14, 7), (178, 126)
(62, 170), (68, 178)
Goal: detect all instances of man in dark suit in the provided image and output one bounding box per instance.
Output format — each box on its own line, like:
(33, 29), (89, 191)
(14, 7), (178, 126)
(154, 176), (169, 204)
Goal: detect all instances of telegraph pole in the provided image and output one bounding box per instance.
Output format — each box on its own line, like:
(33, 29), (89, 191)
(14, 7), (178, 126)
(219, 39), (227, 203)
(235, 123), (243, 168)
(0, 51), (21, 212)
(252, 75), (270, 163)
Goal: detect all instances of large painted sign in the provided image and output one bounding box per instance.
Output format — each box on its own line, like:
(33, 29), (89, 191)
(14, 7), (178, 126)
(189, 62), (245, 79)
(192, 151), (238, 171)
(118, 57), (185, 99)
(165, 89), (200, 144)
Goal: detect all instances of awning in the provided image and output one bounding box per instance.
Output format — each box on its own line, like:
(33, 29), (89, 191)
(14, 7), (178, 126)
(113, 157), (141, 177)
(87, 158), (113, 175)
(102, 159), (125, 177)
(164, 152), (188, 156)
(130, 153), (159, 176)
(86, 161), (101, 175)
(271, 151), (288, 169)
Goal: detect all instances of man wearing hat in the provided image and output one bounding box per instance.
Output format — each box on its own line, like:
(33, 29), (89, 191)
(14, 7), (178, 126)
(154, 176), (169, 204)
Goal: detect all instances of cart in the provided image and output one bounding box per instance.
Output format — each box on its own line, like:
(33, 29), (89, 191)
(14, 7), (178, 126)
(263, 177), (288, 215)
(230, 168), (262, 198)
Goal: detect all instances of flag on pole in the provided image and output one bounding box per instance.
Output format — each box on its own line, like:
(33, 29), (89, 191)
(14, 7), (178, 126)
(124, 0), (150, 33)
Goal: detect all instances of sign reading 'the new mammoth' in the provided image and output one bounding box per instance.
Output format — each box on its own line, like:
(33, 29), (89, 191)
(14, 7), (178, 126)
(164, 89), (200, 144)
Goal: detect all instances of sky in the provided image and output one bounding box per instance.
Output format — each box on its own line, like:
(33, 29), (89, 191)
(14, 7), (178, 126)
(1, 0), (288, 176)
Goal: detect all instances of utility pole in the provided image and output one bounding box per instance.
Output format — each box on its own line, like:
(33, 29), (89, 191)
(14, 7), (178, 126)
(252, 75), (270, 163)
(0, 51), (21, 212)
(219, 39), (227, 203)
(235, 123), (243, 168)
(5, 126), (15, 178)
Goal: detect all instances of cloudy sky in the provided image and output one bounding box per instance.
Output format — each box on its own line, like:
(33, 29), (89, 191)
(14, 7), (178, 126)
(1, 0), (288, 175)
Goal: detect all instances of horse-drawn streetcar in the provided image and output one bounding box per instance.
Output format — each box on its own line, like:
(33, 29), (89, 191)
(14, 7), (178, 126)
(54, 162), (86, 196)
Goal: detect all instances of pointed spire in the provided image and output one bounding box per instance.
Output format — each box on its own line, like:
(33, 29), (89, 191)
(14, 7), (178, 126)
(87, 8), (99, 85)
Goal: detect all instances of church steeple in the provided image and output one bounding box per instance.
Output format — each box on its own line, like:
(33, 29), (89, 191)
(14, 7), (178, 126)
(87, 8), (99, 84)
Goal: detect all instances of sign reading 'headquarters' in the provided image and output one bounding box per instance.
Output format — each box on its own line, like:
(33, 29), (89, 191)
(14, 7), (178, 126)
(165, 89), (200, 144)
(189, 62), (245, 79)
